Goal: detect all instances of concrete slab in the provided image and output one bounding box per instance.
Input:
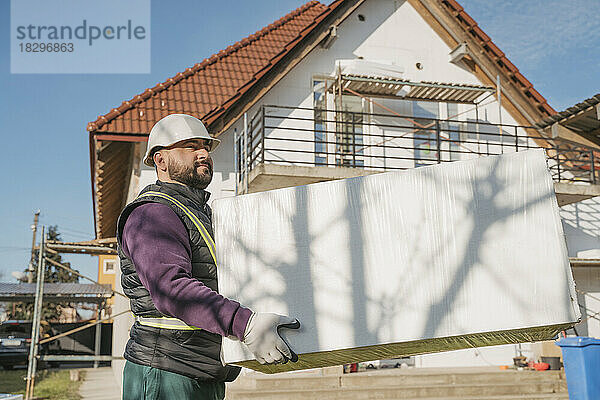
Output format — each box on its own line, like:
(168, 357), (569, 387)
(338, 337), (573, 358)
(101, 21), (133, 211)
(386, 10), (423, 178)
(244, 163), (376, 193)
(227, 367), (568, 400)
(79, 367), (121, 400)
(570, 258), (600, 268)
(554, 182), (600, 206)
(244, 162), (600, 208)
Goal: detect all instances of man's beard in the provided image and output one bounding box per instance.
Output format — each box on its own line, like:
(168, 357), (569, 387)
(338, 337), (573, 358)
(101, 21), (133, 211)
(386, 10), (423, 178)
(167, 157), (213, 190)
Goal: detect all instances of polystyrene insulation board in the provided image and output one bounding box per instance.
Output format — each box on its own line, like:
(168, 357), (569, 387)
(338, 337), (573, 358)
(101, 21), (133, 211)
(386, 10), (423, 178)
(213, 150), (580, 373)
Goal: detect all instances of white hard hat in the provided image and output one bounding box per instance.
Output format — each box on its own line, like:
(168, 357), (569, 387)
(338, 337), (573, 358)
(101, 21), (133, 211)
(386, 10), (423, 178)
(143, 114), (220, 167)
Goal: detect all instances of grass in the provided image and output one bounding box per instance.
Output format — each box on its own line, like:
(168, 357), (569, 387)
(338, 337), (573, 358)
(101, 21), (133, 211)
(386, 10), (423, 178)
(0, 369), (84, 400)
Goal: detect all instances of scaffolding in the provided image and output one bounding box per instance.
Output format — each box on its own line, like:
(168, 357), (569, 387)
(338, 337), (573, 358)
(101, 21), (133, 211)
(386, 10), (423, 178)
(2, 230), (128, 400)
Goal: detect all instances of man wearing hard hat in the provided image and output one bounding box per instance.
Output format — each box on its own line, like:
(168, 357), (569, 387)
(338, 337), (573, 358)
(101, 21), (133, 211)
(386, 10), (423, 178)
(116, 114), (300, 399)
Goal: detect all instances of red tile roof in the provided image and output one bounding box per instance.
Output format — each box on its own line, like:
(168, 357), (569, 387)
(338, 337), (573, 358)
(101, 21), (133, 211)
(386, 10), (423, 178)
(87, 0), (556, 136)
(441, 0), (556, 117)
(87, 1), (331, 134)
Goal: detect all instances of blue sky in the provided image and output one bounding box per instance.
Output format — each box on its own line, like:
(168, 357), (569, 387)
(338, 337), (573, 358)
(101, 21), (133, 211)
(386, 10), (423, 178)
(0, 0), (598, 281)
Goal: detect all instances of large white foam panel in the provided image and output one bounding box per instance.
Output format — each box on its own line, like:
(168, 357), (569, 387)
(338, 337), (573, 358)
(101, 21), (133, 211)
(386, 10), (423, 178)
(213, 150), (580, 373)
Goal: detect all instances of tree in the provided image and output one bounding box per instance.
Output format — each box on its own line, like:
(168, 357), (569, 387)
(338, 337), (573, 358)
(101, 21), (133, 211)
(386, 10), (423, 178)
(7, 225), (81, 321)
(43, 225), (80, 285)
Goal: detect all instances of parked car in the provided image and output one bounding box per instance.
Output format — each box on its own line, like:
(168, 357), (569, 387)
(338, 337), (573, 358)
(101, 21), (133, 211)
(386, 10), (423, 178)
(0, 320), (60, 370)
(358, 357), (415, 371)
(379, 357), (414, 369)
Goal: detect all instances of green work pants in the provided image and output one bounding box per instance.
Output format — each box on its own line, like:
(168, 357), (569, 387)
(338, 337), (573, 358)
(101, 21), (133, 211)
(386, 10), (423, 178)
(122, 360), (225, 400)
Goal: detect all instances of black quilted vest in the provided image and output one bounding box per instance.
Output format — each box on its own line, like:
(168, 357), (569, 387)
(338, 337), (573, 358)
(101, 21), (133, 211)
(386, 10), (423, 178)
(116, 180), (241, 382)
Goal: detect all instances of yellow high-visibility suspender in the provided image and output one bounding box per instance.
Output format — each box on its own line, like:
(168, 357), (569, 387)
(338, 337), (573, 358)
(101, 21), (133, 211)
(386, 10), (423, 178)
(137, 191), (217, 265)
(132, 190), (218, 330)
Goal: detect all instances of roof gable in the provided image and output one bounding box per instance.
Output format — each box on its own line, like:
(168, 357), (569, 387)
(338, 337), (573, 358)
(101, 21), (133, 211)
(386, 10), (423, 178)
(87, 0), (557, 137)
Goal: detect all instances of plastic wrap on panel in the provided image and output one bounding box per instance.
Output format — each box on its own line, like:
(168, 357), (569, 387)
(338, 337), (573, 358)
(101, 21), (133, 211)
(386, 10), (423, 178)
(213, 149), (581, 373)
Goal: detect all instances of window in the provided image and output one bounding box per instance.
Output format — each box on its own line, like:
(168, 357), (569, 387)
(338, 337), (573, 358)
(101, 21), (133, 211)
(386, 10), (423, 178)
(313, 80), (327, 166)
(413, 101), (439, 167)
(103, 259), (116, 274)
(336, 95), (365, 168)
(446, 103), (461, 161)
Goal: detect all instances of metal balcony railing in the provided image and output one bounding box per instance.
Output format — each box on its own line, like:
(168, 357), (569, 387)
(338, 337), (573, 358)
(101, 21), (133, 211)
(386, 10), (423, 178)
(235, 105), (599, 192)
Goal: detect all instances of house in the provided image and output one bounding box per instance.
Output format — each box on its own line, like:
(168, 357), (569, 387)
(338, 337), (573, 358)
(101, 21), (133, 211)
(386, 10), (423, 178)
(86, 0), (600, 384)
(96, 254), (117, 318)
(97, 255), (117, 292)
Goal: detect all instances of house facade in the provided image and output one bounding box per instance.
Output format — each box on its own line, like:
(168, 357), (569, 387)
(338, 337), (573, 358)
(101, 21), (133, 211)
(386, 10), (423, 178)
(86, 0), (600, 383)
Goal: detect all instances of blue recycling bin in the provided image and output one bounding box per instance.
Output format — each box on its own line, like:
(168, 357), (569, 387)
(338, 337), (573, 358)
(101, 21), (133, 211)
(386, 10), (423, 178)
(556, 337), (600, 400)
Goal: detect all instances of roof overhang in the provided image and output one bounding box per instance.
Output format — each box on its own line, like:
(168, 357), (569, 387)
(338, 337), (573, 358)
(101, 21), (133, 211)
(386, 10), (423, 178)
(536, 94), (600, 148)
(0, 283), (113, 303)
(336, 75), (494, 103)
(44, 239), (117, 255)
(89, 132), (139, 239)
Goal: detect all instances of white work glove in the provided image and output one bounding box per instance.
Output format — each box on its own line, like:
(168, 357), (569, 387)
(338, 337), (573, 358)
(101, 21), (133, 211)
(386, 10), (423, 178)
(242, 312), (300, 365)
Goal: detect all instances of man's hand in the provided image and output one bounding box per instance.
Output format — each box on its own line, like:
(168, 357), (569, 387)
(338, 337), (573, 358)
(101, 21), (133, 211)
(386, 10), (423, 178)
(242, 312), (300, 365)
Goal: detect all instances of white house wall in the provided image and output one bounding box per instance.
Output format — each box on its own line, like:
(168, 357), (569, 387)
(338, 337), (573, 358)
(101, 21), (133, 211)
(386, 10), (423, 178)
(111, 258), (133, 394)
(219, 0), (547, 368)
(561, 198), (600, 340)
(225, 0), (532, 180)
(116, 0), (596, 370)
(571, 265), (600, 338)
(561, 199), (600, 258)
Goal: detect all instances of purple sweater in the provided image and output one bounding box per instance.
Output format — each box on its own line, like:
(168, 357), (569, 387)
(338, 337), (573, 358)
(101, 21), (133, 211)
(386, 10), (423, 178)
(121, 202), (252, 341)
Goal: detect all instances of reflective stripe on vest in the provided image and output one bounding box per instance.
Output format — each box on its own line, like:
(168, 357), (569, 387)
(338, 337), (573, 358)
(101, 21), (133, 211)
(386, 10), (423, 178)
(136, 316), (202, 331)
(134, 190), (218, 331)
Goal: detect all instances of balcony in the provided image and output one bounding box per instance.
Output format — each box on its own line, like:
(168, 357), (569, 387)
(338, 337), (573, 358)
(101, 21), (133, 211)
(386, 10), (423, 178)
(235, 105), (600, 206)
